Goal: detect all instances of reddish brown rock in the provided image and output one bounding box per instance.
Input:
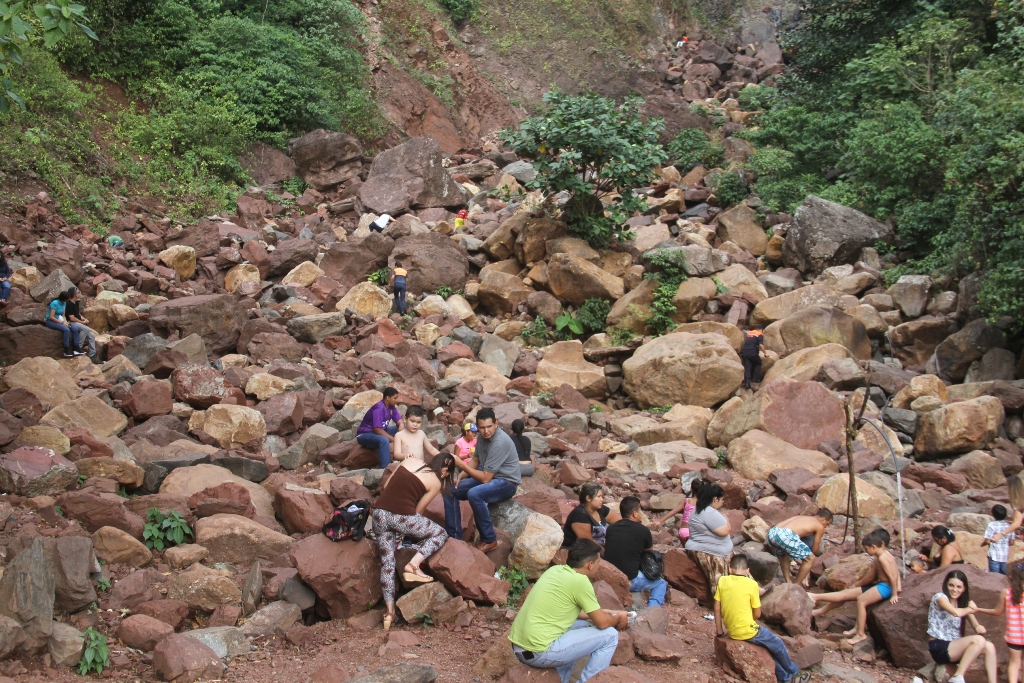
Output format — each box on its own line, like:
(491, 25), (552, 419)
(152, 633), (224, 683)
(499, 663), (561, 683)
(425, 539), (511, 605)
(759, 583), (812, 636)
(549, 384), (591, 413)
(720, 381), (846, 450)
(0, 446), (78, 497)
(134, 600), (190, 631)
(595, 560), (634, 608)
(290, 535), (382, 619)
(715, 636), (776, 683)
(172, 365), (243, 409)
(109, 568), (167, 609)
(117, 614), (175, 652)
(123, 381), (173, 420)
(329, 478), (373, 506)
(631, 631), (685, 662)
(275, 484), (333, 535)
(58, 489), (145, 538)
(256, 392), (304, 436)
(663, 548), (710, 606)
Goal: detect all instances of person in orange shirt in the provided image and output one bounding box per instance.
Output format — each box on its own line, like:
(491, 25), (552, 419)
(741, 328), (765, 389)
(391, 262), (408, 314)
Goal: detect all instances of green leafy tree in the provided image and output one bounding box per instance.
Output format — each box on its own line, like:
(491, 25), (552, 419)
(501, 89), (668, 248)
(0, 0), (96, 111)
(666, 128), (709, 171)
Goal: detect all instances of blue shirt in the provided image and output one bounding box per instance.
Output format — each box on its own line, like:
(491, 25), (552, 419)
(48, 300), (67, 320)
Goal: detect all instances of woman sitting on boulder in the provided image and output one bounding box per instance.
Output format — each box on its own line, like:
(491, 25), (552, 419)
(921, 526), (965, 568)
(926, 569), (996, 683)
(562, 483), (619, 549)
(684, 482), (734, 595)
(372, 452), (455, 632)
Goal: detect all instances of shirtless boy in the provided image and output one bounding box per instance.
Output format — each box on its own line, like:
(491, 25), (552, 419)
(810, 528), (901, 645)
(766, 509), (833, 586)
(394, 406), (440, 462)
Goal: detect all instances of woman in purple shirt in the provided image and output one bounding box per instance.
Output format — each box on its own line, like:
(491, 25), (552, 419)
(356, 387), (404, 469)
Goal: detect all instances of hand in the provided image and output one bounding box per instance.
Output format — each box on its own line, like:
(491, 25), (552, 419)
(889, 596), (899, 605)
(976, 624), (987, 635)
(650, 519), (662, 529)
(993, 533), (1004, 543)
(716, 631), (725, 638)
(616, 613), (628, 630)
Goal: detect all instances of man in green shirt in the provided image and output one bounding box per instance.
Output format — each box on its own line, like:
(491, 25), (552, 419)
(509, 539), (628, 683)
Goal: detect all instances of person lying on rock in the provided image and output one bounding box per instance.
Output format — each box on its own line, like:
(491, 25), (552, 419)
(764, 509), (833, 587)
(355, 387), (403, 469)
(393, 406), (439, 462)
(603, 495), (667, 607)
(442, 407), (520, 554)
(508, 539), (628, 683)
(810, 528), (901, 646)
(925, 569), (997, 683)
(715, 553), (810, 683)
(371, 452), (455, 632)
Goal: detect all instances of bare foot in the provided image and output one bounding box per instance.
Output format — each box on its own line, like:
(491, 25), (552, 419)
(844, 634), (868, 646)
(811, 608), (826, 618)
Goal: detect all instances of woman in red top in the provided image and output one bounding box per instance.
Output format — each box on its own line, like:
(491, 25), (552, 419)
(372, 453), (455, 631)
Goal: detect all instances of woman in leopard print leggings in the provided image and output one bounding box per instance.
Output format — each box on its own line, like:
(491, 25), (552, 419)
(372, 452), (455, 630)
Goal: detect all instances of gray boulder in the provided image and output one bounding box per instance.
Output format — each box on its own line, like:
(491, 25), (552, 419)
(783, 196), (894, 276)
(287, 129), (364, 192)
(359, 137), (468, 215)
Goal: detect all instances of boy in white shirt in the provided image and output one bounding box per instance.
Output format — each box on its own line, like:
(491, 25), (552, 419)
(393, 406), (439, 462)
(982, 504), (1012, 574)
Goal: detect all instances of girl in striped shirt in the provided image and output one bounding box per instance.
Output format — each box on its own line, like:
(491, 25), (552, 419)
(976, 560), (1024, 683)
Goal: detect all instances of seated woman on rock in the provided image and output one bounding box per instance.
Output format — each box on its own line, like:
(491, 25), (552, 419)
(684, 482), (734, 595)
(920, 526), (965, 568)
(925, 569), (996, 683)
(562, 483), (620, 549)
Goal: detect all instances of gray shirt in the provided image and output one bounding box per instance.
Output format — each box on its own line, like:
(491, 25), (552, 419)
(477, 428), (522, 485)
(684, 506), (734, 557)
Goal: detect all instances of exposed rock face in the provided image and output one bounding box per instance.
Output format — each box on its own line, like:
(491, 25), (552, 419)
(815, 474), (895, 519)
(547, 253), (624, 306)
(623, 333), (744, 408)
(915, 396), (1004, 457)
(0, 447), (78, 497)
(288, 129), (364, 191)
(390, 233), (470, 295)
(750, 284), (847, 328)
(319, 233), (395, 288)
(149, 294), (249, 354)
(359, 137), (468, 214)
(762, 306), (871, 360)
(727, 430), (839, 481)
(0, 538), (54, 650)
(782, 196), (894, 276)
(718, 381), (846, 450)
(195, 514), (295, 565)
(425, 540), (511, 605)
(761, 344), (853, 384)
(535, 341), (606, 399)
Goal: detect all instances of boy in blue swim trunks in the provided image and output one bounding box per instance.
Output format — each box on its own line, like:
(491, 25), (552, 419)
(766, 510), (832, 587)
(810, 528), (902, 645)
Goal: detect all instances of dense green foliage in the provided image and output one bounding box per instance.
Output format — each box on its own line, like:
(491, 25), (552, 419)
(743, 0), (1024, 324)
(666, 128), (711, 171)
(437, 0), (476, 22)
(576, 298), (611, 334)
(501, 89), (667, 248)
(644, 248), (689, 335)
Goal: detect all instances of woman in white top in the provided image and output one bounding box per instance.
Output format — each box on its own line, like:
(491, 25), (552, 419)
(926, 569), (996, 683)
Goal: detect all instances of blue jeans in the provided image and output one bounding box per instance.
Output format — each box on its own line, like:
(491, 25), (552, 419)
(356, 424), (398, 469)
(630, 573), (667, 607)
(444, 476), (517, 544)
(747, 626), (800, 682)
(989, 558), (1007, 574)
(393, 284), (406, 314)
(45, 320), (80, 349)
(514, 620), (618, 683)
(0, 280), (10, 301)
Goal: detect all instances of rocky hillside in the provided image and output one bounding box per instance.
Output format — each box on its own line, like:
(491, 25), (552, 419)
(0, 4), (1021, 683)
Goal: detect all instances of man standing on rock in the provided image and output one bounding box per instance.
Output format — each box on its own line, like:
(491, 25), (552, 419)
(356, 387), (404, 469)
(443, 407), (519, 553)
(741, 328), (764, 389)
(509, 539), (628, 683)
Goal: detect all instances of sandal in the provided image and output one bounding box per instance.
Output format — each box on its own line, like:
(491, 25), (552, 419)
(402, 564), (434, 584)
(383, 612), (394, 632)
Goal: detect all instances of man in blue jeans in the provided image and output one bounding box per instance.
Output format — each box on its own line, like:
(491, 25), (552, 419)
(355, 388), (404, 469)
(602, 496), (667, 607)
(445, 407), (520, 553)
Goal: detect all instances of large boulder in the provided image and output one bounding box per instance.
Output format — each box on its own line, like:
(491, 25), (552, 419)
(630, 441), (717, 474)
(153, 633), (224, 683)
(390, 233), (470, 295)
(535, 341), (606, 399)
(715, 637), (777, 683)
(547, 254), (624, 306)
(92, 526), (152, 568)
(359, 137), (467, 214)
(948, 450), (1007, 490)
(286, 313), (347, 344)
(759, 583), (812, 636)
(670, 278), (718, 323)
(718, 381), (846, 450)
(889, 316), (959, 367)
(478, 270), (533, 317)
(915, 396), (1004, 457)
(445, 359), (509, 394)
(782, 196), (894, 276)
(195, 514), (295, 565)
(508, 512), (563, 579)
(930, 319), (1007, 382)
(167, 564), (242, 611)
(192, 405), (267, 450)
(160, 464), (274, 518)
(1, 356), (81, 409)
(0, 537), (54, 649)
(426, 540), (511, 605)
(336, 282), (392, 320)
(748, 284), (846, 329)
(761, 343), (853, 384)
(623, 333), (744, 408)
(319, 233), (395, 289)
(41, 395), (128, 438)
(287, 129), (364, 191)
(815, 474), (895, 519)
(762, 306), (870, 360)
(0, 325), (66, 365)
(871, 564), (1007, 670)
(171, 364), (243, 409)
(727, 430), (839, 481)
(290, 536), (382, 619)
(716, 204), (768, 256)
(149, 294), (249, 355)
(0, 447), (78, 496)
(714, 264), (769, 303)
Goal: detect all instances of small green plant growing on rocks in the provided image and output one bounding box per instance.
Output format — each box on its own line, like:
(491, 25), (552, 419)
(498, 565), (530, 608)
(435, 285), (453, 299)
(78, 627), (109, 676)
(367, 268), (389, 286)
(555, 310), (584, 339)
(143, 508), (193, 551)
(714, 447), (728, 469)
(576, 298), (611, 335)
(710, 171), (749, 208)
(521, 317), (551, 346)
(96, 578), (111, 592)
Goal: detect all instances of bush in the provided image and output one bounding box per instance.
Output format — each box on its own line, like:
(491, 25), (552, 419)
(710, 171), (749, 208)
(737, 85), (777, 111)
(438, 0), (477, 22)
(501, 89), (667, 248)
(143, 508), (193, 551)
(577, 298), (611, 334)
(666, 128), (709, 171)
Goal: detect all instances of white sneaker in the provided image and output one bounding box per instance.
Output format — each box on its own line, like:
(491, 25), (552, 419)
(948, 676), (966, 683)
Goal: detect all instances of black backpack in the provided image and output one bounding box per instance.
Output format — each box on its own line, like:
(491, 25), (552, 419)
(322, 501), (371, 542)
(640, 549), (664, 580)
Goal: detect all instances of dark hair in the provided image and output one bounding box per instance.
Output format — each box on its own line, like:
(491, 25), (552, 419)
(567, 539), (602, 568)
(695, 483), (725, 513)
(619, 496), (641, 519)
(578, 483), (602, 505)
(1011, 562), (1024, 606)
(943, 569), (971, 636)
(382, 387), (398, 399)
(406, 405), (425, 419)
(862, 528), (891, 549)
(420, 453), (456, 495)
(65, 286), (78, 298)
(511, 419), (525, 436)
(730, 554), (748, 571)
(993, 504), (1008, 521)
(686, 477), (705, 496)
(816, 509), (834, 524)
(395, 261), (403, 268)
(56, 290), (70, 303)
(931, 526), (955, 545)
(476, 407), (496, 423)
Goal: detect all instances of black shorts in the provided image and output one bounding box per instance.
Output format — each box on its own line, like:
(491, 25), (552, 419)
(1009, 642), (1024, 652)
(929, 639), (951, 664)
